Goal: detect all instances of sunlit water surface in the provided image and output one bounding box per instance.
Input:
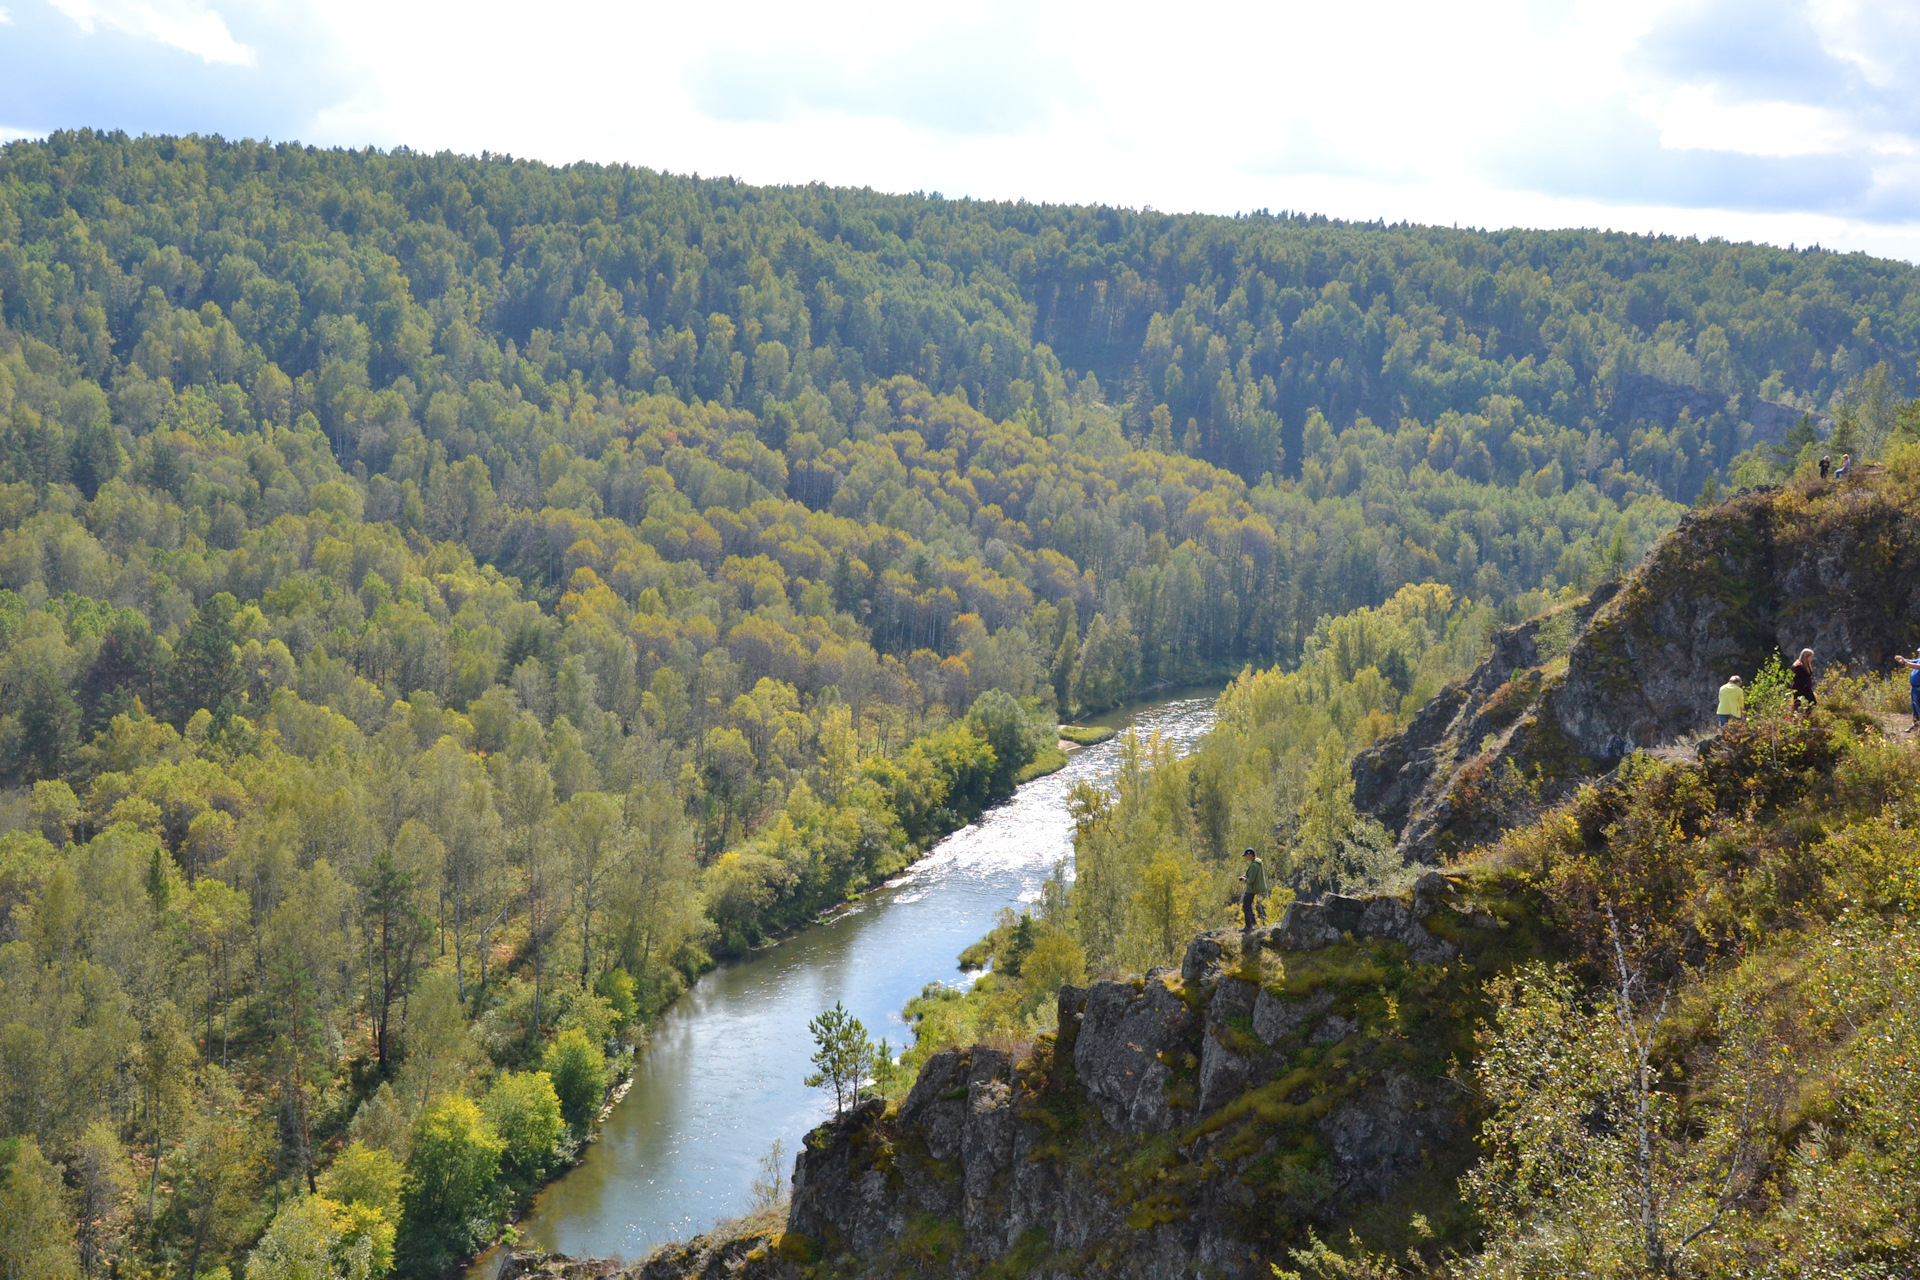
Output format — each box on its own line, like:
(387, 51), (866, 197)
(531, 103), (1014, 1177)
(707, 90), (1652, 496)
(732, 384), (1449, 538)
(516, 688), (1222, 1262)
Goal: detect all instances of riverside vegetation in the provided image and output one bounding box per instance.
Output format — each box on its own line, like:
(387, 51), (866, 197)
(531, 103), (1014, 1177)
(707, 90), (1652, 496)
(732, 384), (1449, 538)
(638, 453), (1920, 1278)
(0, 129), (1918, 1280)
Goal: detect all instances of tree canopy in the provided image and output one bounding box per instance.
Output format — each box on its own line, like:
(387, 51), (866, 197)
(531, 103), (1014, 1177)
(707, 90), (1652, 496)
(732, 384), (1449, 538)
(2, 129), (1919, 1278)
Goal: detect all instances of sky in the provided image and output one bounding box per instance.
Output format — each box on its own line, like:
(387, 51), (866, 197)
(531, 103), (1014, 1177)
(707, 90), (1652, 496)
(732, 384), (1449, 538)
(4, 0), (1920, 261)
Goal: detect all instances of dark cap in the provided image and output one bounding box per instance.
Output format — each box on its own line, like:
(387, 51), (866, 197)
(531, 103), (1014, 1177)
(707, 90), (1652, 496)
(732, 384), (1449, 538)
(1243, 847), (1256, 857)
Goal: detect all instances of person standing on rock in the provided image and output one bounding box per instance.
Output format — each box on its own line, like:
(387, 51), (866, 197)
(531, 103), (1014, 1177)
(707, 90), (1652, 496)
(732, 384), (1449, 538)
(1239, 848), (1269, 931)
(1717, 674), (1745, 726)
(1820, 455), (1831, 480)
(1791, 648), (1817, 710)
(1895, 654), (1920, 732)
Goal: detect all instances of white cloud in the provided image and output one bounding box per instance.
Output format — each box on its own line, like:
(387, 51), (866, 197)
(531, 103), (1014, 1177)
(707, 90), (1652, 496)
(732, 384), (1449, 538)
(1641, 87), (1857, 158)
(13, 0), (1920, 260)
(47, 0), (253, 64)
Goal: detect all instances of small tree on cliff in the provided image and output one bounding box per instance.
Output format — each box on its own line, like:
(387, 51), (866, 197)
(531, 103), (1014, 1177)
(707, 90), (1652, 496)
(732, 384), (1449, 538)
(804, 1002), (873, 1117)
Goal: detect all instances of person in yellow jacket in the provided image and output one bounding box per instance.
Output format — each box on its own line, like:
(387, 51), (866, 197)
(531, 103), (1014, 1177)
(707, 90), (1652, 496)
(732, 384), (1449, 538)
(1716, 674), (1745, 726)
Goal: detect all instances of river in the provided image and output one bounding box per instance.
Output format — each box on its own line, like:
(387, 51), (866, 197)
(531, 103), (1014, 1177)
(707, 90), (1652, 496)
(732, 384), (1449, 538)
(515, 686), (1223, 1263)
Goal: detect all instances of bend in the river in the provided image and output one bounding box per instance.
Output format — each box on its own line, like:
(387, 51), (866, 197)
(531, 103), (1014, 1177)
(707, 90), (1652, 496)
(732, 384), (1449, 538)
(516, 686), (1223, 1263)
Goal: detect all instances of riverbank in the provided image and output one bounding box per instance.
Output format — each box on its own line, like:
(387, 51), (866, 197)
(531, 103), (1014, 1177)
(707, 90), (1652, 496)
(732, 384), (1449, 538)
(509, 689), (1225, 1262)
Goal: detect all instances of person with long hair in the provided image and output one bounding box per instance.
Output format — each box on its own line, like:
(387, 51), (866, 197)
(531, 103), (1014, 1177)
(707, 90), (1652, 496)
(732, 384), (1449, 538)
(1790, 648), (1817, 709)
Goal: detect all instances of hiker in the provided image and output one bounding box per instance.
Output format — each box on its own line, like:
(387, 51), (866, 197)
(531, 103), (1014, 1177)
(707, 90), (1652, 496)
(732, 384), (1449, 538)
(1835, 453), (1852, 478)
(1819, 455), (1831, 480)
(1238, 848), (1269, 930)
(1791, 648), (1817, 709)
(1896, 654), (1920, 732)
(1716, 674), (1745, 726)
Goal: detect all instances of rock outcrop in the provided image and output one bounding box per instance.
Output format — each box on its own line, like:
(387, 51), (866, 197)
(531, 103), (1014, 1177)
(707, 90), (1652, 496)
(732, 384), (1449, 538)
(765, 875), (1480, 1279)
(1355, 476), (1920, 858)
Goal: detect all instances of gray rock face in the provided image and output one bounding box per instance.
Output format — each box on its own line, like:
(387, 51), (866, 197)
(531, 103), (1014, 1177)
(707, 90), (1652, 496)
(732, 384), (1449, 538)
(1252, 987), (1332, 1045)
(1198, 976), (1258, 1113)
(1317, 1069), (1457, 1202)
(1074, 973), (1198, 1133)
(779, 886), (1472, 1280)
(1358, 478), (1920, 859)
(1266, 892), (1458, 966)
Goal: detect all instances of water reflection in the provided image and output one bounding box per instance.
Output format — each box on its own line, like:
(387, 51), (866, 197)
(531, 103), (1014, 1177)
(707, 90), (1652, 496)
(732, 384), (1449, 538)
(518, 689), (1221, 1262)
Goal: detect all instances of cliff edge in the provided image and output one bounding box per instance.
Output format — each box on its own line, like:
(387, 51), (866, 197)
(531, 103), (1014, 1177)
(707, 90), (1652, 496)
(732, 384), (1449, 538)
(1354, 474), (1920, 858)
(568, 873), (1536, 1280)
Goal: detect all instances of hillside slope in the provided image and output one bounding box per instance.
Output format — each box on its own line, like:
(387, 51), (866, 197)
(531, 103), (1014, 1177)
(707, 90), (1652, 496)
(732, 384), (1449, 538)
(519, 470), (1920, 1279)
(1355, 466), (1920, 859)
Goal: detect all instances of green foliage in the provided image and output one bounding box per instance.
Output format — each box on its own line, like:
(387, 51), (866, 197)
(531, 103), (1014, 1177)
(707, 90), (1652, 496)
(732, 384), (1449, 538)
(748, 1138), (789, 1214)
(316, 1143), (403, 1224)
(593, 967), (638, 1024)
(481, 1071), (564, 1181)
(1071, 583), (1491, 976)
(0, 1137), (79, 1280)
(1287, 738), (1397, 900)
(804, 1001), (873, 1117)
(904, 880), (1085, 1067)
(245, 1195), (394, 1280)
(1, 131), (1916, 1278)
(1463, 961), (1773, 1278)
(1461, 693), (1920, 1276)
(399, 1095), (502, 1275)
(966, 689), (1043, 795)
(539, 1030), (607, 1136)
(1747, 652), (1794, 723)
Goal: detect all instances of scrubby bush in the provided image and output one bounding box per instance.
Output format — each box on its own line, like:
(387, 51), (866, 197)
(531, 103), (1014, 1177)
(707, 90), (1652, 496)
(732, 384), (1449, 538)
(317, 1142), (403, 1222)
(541, 1030), (608, 1136)
(398, 1096), (502, 1275)
(246, 1194), (395, 1280)
(482, 1072), (565, 1182)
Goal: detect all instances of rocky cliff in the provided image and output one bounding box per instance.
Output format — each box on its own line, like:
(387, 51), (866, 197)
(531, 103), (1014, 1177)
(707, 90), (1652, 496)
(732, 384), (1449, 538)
(500, 874), (1534, 1280)
(757, 875), (1524, 1277)
(1354, 474), (1920, 859)
(777, 878), (1482, 1278)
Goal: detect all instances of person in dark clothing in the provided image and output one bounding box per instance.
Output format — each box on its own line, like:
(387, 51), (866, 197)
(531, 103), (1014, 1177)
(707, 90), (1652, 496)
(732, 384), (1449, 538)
(1819, 455), (1831, 480)
(1238, 848), (1268, 930)
(1791, 648), (1817, 709)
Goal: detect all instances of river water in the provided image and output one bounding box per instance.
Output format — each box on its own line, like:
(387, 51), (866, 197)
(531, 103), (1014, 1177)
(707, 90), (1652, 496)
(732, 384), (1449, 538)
(516, 687), (1222, 1263)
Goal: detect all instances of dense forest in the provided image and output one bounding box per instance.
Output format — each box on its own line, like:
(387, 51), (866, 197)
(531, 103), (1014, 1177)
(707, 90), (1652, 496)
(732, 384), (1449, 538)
(0, 128), (1918, 1280)
(830, 609), (1920, 1280)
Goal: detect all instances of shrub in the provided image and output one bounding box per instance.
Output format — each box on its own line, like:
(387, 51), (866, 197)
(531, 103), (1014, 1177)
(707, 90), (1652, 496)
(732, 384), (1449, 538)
(593, 967), (638, 1024)
(967, 689), (1040, 795)
(317, 1142), (403, 1222)
(482, 1072), (564, 1181)
(541, 1029), (607, 1135)
(399, 1096), (502, 1274)
(246, 1194), (395, 1280)
(0, 1137), (79, 1280)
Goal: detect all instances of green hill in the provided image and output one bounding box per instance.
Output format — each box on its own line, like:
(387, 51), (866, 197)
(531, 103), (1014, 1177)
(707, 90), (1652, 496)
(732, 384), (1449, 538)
(658, 466), (1920, 1280)
(1, 130), (1919, 1280)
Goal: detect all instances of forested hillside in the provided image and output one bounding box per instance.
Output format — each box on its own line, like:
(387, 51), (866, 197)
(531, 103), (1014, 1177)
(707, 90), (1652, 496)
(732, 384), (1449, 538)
(0, 129), (1918, 1280)
(714, 460), (1920, 1280)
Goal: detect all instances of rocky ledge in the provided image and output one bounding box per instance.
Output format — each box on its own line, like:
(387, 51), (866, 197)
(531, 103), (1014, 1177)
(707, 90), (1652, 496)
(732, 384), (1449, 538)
(1354, 476), (1920, 860)
(775, 875), (1480, 1278)
(501, 873), (1515, 1279)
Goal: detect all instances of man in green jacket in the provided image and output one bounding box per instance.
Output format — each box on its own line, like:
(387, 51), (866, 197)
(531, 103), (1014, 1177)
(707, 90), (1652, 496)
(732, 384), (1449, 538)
(1239, 848), (1269, 930)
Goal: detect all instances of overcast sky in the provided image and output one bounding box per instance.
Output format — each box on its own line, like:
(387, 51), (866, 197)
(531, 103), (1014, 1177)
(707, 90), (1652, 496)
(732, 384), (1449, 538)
(5, 0), (1920, 260)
